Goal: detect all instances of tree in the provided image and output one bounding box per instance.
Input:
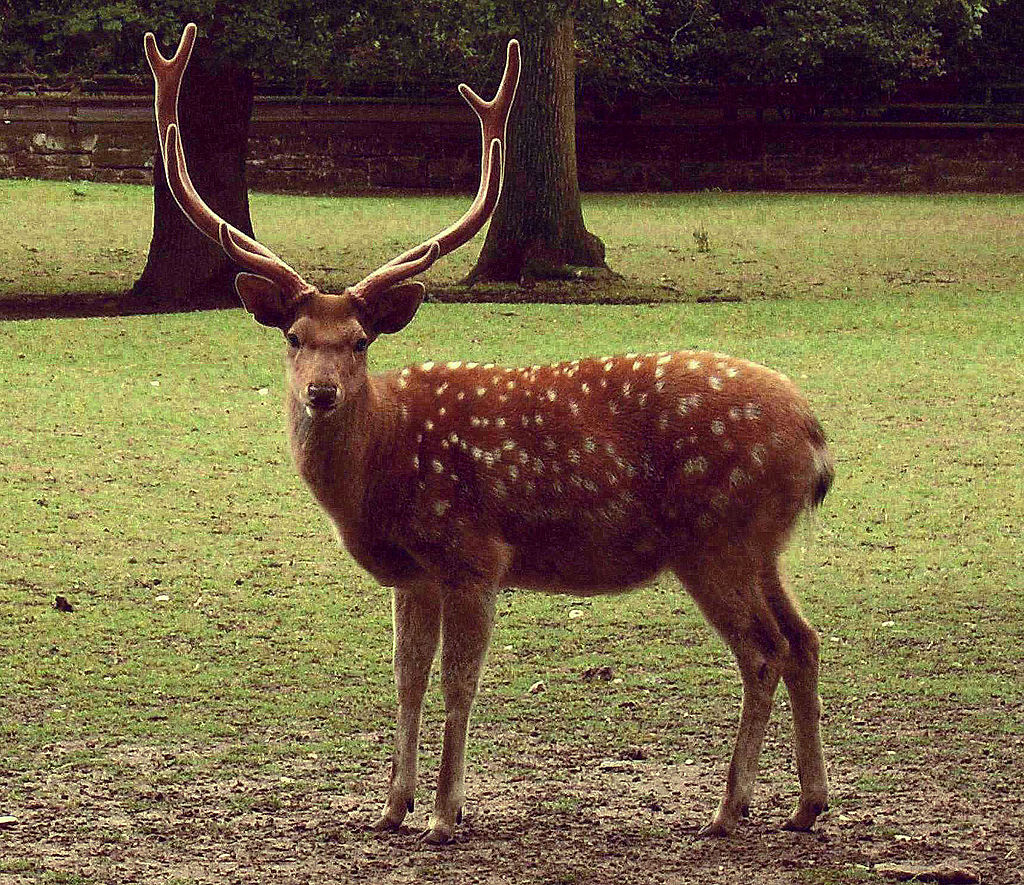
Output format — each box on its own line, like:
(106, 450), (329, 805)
(468, 8), (607, 283)
(131, 34), (256, 307)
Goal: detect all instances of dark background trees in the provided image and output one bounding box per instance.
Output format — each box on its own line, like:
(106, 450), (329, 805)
(1, 0), (1003, 105)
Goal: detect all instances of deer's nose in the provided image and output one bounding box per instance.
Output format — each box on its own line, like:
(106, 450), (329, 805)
(306, 382), (338, 410)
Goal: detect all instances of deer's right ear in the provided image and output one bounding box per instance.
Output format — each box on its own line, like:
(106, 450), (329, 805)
(234, 273), (290, 328)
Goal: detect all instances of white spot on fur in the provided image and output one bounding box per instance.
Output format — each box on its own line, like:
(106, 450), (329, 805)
(431, 459), (444, 473)
(709, 376), (723, 390)
(424, 420), (434, 431)
(684, 456), (708, 476)
(729, 406), (742, 421)
(744, 402), (762, 420)
(421, 361), (435, 371)
(546, 389), (557, 402)
(711, 420), (725, 435)
(412, 455), (420, 470)
(447, 361), (462, 370)
(476, 387), (487, 397)
(496, 417), (506, 428)
(433, 500), (450, 516)
(581, 383), (590, 395)
(686, 359), (700, 371)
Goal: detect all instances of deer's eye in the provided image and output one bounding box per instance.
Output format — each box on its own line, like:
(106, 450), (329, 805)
(285, 332), (301, 349)
(354, 337), (369, 353)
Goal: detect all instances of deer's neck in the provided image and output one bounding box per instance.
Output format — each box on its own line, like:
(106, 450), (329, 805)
(285, 374), (397, 530)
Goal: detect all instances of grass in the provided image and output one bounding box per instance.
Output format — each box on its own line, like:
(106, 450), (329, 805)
(0, 181), (1021, 882)
(1, 178), (1022, 304)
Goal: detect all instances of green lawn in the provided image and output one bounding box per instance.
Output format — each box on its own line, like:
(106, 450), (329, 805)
(0, 183), (1021, 883)
(1, 179), (1022, 304)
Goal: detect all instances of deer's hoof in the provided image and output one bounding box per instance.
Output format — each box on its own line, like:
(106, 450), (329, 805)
(782, 799), (827, 832)
(420, 823), (454, 845)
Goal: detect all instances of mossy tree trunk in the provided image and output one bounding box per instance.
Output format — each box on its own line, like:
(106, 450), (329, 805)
(132, 39), (255, 308)
(466, 13), (608, 283)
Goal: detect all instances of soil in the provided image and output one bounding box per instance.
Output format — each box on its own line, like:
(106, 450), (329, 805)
(2, 723), (1020, 885)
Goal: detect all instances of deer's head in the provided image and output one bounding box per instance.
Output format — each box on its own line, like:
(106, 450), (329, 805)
(145, 24), (519, 415)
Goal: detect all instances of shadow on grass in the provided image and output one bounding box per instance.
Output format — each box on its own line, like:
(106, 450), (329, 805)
(0, 280), (742, 321)
(0, 289), (242, 321)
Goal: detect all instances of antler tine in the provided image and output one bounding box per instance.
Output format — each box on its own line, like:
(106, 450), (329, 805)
(145, 24), (312, 296)
(350, 39), (521, 301)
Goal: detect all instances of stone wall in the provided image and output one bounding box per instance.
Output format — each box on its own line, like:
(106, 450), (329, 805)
(2, 95), (1023, 193)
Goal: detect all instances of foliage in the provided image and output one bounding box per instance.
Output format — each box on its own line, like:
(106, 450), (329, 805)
(0, 0), (996, 101)
(667, 0), (988, 103)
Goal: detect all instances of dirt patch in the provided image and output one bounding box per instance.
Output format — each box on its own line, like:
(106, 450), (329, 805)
(2, 728), (1020, 885)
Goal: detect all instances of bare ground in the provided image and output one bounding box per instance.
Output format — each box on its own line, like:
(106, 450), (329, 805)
(3, 716), (1021, 885)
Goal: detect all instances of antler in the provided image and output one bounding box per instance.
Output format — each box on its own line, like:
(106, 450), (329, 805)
(349, 39), (521, 301)
(143, 23), (313, 298)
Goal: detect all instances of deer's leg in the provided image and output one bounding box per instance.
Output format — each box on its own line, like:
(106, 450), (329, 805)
(422, 584), (498, 844)
(762, 560), (828, 831)
(374, 584), (441, 832)
(677, 559), (788, 837)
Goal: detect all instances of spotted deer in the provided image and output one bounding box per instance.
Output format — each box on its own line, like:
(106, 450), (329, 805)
(146, 24), (833, 844)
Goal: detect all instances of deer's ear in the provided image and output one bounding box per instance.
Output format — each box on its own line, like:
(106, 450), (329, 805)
(234, 273), (290, 328)
(359, 281), (425, 336)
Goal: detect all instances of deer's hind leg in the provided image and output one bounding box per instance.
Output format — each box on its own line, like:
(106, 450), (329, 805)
(675, 552), (791, 837)
(762, 558), (828, 831)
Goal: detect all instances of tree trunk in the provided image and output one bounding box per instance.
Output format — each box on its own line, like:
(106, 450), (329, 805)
(132, 39), (255, 309)
(466, 14), (608, 283)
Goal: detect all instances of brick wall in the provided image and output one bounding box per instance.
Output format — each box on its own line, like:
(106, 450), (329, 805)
(2, 95), (1023, 193)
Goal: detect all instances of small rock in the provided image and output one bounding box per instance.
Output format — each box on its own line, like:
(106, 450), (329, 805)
(154, 594), (170, 603)
(0, 815), (17, 828)
(527, 680), (546, 695)
(54, 595), (73, 613)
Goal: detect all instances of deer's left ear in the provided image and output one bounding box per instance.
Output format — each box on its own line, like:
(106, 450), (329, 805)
(357, 281), (425, 336)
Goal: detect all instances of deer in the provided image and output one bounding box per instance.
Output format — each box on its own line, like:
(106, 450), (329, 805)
(145, 24), (833, 845)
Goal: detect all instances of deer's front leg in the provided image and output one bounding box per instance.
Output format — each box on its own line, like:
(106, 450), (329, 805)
(374, 585), (441, 832)
(422, 585), (497, 844)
